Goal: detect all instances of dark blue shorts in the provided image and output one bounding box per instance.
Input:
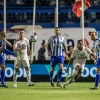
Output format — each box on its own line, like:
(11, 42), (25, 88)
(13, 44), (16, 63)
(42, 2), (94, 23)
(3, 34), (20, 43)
(96, 58), (100, 68)
(50, 56), (64, 67)
(0, 54), (5, 65)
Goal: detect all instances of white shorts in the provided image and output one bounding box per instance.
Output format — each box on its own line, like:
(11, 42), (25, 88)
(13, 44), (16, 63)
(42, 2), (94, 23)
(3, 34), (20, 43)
(73, 63), (85, 72)
(14, 59), (30, 68)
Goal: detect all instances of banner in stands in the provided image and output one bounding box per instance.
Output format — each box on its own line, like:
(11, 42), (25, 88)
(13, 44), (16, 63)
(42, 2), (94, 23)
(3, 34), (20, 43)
(7, 27), (96, 60)
(3, 61), (96, 82)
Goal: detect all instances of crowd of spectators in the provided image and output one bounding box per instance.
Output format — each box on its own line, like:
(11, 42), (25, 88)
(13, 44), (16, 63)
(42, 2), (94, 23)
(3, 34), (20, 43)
(0, 0), (100, 6)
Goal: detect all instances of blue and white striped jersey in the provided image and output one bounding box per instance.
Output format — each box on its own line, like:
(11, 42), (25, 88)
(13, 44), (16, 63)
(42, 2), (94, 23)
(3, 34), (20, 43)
(0, 40), (5, 48)
(93, 38), (100, 59)
(48, 35), (65, 56)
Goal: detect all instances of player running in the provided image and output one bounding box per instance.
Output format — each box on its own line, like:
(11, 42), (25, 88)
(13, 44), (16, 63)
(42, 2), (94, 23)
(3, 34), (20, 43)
(90, 32), (100, 89)
(0, 31), (17, 88)
(13, 30), (34, 87)
(47, 27), (67, 87)
(61, 40), (95, 88)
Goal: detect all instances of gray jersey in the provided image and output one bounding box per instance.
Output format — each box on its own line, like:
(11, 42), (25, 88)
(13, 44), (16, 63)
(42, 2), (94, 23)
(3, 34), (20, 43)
(71, 47), (92, 65)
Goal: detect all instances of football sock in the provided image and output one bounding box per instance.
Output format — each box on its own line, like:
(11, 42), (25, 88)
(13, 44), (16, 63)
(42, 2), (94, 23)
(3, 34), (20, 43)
(95, 72), (100, 87)
(50, 71), (54, 82)
(13, 70), (17, 84)
(1, 70), (5, 84)
(57, 70), (62, 83)
(26, 70), (31, 83)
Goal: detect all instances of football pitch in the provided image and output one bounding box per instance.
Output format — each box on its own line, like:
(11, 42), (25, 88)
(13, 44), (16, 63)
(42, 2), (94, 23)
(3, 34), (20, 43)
(0, 82), (100, 100)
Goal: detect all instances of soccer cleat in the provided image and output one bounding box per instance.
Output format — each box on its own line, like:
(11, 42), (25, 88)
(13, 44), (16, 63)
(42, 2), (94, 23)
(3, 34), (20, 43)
(61, 84), (66, 88)
(0, 84), (8, 88)
(13, 83), (17, 88)
(50, 81), (54, 87)
(27, 82), (35, 86)
(90, 86), (99, 90)
(56, 83), (61, 87)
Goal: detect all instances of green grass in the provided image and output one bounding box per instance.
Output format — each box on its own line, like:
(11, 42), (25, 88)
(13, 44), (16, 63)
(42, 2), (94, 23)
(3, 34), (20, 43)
(0, 82), (100, 100)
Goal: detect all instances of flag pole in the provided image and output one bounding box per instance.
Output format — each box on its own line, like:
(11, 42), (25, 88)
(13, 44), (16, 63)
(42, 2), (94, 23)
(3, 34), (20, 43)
(4, 0), (6, 33)
(4, 0), (6, 59)
(82, 0), (84, 44)
(31, 0), (36, 60)
(55, 0), (58, 27)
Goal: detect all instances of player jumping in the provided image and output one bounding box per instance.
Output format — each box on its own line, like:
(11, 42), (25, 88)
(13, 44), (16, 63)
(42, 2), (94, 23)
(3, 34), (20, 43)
(13, 30), (34, 87)
(61, 40), (95, 88)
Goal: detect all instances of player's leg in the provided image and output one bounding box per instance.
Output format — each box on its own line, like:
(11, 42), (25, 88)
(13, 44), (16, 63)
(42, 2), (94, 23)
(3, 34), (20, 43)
(62, 64), (82, 88)
(62, 73), (81, 88)
(2, 48), (17, 57)
(56, 56), (64, 87)
(50, 56), (56, 87)
(95, 68), (100, 87)
(90, 59), (100, 89)
(65, 64), (82, 81)
(0, 63), (8, 88)
(23, 60), (35, 86)
(13, 60), (21, 87)
(0, 55), (8, 88)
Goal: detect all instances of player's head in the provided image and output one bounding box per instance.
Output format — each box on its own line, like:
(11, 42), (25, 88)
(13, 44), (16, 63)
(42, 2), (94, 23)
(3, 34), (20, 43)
(77, 40), (83, 50)
(0, 31), (6, 39)
(54, 27), (60, 36)
(19, 30), (24, 39)
(69, 46), (73, 53)
(90, 32), (97, 41)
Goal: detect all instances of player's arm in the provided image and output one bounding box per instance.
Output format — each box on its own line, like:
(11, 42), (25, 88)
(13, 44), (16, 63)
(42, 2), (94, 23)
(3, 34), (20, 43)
(66, 50), (75, 72)
(13, 40), (22, 51)
(27, 47), (32, 60)
(2, 38), (12, 48)
(47, 37), (52, 56)
(62, 37), (68, 59)
(66, 58), (74, 72)
(62, 43), (67, 54)
(86, 47), (96, 60)
(27, 40), (32, 63)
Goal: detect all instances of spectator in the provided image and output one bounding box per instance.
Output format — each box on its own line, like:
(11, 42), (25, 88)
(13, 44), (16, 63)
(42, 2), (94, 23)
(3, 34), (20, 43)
(38, 41), (46, 60)
(65, 46), (74, 60)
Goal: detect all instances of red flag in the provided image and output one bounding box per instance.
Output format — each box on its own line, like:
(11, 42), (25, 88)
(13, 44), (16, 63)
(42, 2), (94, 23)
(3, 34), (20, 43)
(72, 0), (91, 17)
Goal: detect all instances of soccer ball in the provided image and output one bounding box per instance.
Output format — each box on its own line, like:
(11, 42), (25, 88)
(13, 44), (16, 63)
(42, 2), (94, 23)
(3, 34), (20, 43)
(30, 35), (37, 42)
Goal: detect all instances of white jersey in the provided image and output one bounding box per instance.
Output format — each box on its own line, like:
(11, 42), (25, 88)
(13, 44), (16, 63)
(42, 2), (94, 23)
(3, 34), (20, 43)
(71, 47), (92, 66)
(14, 38), (30, 60)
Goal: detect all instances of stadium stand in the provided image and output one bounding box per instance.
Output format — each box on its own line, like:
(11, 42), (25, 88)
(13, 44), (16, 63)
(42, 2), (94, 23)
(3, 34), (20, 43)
(0, 0), (100, 30)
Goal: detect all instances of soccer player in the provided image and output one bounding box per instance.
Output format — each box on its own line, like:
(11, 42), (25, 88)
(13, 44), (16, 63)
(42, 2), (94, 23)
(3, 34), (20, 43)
(61, 40), (95, 88)
(0, 31), (17, 88)
(90, 32), (100, 89)
(47, 27), (67, 87)
(13, 30), (34, 87)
